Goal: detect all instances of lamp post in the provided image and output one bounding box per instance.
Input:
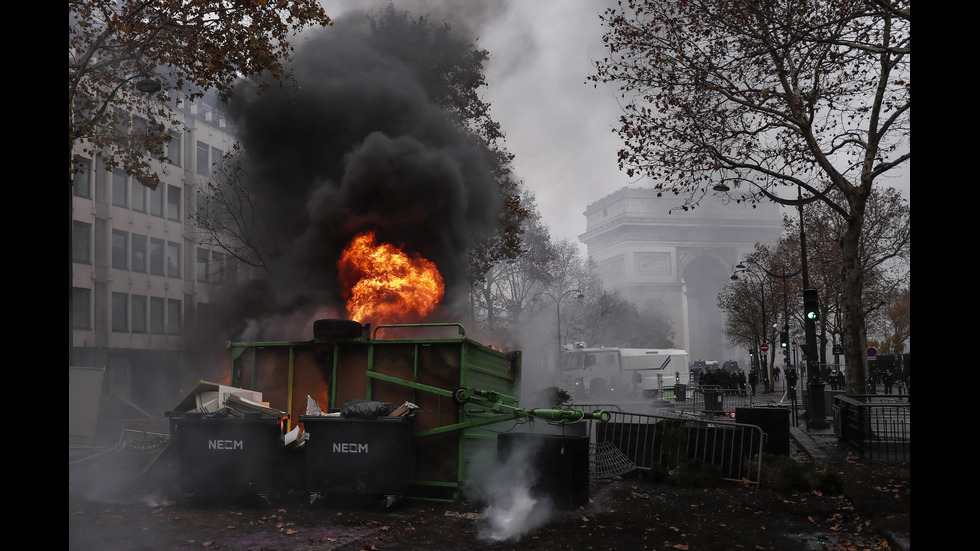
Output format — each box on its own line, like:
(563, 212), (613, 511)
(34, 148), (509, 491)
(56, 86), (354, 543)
(534, 289), (584, 383)
(796, 187), (830, 429)
(734, 260), (802, 381)
(730, 268), (770, 392)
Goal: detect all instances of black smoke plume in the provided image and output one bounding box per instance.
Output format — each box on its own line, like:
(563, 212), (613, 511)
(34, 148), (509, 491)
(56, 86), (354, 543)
(212, 11), (504, 339)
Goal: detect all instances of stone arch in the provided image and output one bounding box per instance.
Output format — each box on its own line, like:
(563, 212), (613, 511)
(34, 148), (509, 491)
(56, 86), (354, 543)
(679, 252), (735, 363)
(580, 187), (783, 367)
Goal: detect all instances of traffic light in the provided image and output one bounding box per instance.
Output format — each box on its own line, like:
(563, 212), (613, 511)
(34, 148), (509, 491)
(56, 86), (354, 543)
(803, 289), (820, 321)
(780, 331), (789, 348)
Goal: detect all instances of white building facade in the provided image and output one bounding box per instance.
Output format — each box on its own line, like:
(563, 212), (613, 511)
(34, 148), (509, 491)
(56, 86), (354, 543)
(580, 187), (784, 366)
(71, 97), (240, 415)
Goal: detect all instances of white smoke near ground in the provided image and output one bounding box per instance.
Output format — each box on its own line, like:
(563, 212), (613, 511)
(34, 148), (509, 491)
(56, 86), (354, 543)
(471, 434), (555, 543)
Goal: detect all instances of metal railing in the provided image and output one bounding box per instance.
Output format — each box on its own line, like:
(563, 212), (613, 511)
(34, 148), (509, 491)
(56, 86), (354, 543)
(572, 405), (764, 486)
(658, 385), (760, 415)
(834, 394), (910, 463)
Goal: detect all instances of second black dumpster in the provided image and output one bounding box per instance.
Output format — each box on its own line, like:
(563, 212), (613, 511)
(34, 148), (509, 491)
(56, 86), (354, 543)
(301, 414), (414, 505)
(703, 388), (725, 414)
(496, 432), (590, 510)
(735, 407), (790, 456)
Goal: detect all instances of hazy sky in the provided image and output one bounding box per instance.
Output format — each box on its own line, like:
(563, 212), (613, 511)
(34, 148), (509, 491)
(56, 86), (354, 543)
(475, 2), (627, 247)
(319, 1), (628, 250)
(317, 1), (908, 250)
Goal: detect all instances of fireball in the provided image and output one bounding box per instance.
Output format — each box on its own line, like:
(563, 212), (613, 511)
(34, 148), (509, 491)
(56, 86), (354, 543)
(338, 231), (445, 325)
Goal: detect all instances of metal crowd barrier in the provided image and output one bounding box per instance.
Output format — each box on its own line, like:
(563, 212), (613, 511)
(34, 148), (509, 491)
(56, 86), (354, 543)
(572, 405), (764, 486)
(660, 385), (758, 415)
(834, 394), (910, 463)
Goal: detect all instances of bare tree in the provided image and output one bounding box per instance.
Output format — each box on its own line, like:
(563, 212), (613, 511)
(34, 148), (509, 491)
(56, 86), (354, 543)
(581, 290), (676, 350)
(592, 0), (909, 393)
(783, 186), (909, 368)
(470, 190), (555, 335)
(191, 146), (278, 270)
(722, 186), (909, 383)
(70, 0), (332, 187)
(870, 287), (909, 354)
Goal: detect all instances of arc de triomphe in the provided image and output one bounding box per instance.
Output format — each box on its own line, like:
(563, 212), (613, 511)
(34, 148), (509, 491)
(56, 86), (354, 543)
(579, 187), (784, 365)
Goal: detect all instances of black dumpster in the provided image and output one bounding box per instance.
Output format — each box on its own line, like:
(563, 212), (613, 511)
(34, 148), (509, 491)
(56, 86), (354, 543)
(735, 407), (790, 455)
(301, 415), (413, 503)
(169, 411), (291, 503)
(497, 432), (590, 510)
(703, 389), (724, 414)
(675, 384), (687, 402)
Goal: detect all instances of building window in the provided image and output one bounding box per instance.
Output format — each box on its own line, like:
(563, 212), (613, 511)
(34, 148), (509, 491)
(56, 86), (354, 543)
(150, 182), (164, 217)
(167, 184), (181, 221)
(132, 116), (148, 150)
(212, 251), (225, 284)
(196, 301), (212, 328)
(167, 242), (181, 278)
(132, 294), (147, 333)
(72, 287), (91, 330)
(196, 141), (209, 176)
(211, 146), (223, 175)
(111, 229), (128, 270)
(196, 189), (207, 218)
(112, 168), (128, 208)
(150, 297), (165, 334)
(131, 234), (147, 273)
(197, 248), (210, 283)
(73, 221), (91, 264)
(73, 158), (92, 198)
(149, 238), (165, 275)
(111, 292), (128, 332)
(131, 179), (146, 212)
(167, 299), (182, 335)
(168, 132), (182, 166)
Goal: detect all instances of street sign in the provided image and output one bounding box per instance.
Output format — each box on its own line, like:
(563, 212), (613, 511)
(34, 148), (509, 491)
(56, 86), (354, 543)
(867, 347), (878, 357)
(833, 344), (844, 355)
(760, 344), (770, 352)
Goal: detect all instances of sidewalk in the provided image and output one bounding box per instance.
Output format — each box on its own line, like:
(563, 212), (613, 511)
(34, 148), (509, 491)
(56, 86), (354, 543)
(788, 419), (841, 462)
(789, 415), (910, 551)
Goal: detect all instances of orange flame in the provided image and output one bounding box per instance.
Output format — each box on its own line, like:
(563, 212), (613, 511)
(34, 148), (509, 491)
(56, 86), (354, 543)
(338, 231), (445, 325)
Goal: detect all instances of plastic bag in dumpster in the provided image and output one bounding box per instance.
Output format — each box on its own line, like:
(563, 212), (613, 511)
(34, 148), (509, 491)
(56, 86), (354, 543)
(340, 399), (398, 419)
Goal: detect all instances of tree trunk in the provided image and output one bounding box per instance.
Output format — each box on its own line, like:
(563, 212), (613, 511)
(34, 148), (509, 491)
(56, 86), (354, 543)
(841, 204), (868, 395)
(480, 282), (496, 331)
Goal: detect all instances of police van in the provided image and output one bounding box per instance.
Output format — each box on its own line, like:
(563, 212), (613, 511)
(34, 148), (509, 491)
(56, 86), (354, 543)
(561, 345), (690, 399)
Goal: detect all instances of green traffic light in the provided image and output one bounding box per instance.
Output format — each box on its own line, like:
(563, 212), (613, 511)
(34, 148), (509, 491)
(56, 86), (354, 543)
(803, 289), (820, 321)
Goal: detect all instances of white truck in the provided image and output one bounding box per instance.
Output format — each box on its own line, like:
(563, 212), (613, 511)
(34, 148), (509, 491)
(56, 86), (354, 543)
(561, 346), (691, 400)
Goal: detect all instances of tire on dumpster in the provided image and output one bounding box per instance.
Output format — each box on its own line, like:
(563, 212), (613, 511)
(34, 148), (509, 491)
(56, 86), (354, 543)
(313, 319), (363, 339)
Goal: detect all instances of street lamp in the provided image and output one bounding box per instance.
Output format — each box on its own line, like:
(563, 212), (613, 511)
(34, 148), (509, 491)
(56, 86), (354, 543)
(731, 267), (768, 392)
(534, 289), (584, 383)
(134, 74), (162, 93)
(733, 260), (802, 393)
(794, 185), (830, 429)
